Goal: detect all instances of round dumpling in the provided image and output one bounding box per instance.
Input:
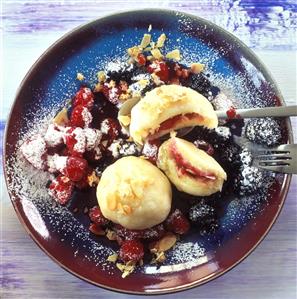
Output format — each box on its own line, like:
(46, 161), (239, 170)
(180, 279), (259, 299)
(97, 156), (172, 230)
(129, 85), (218, 144)
(157, 136), (227, 196)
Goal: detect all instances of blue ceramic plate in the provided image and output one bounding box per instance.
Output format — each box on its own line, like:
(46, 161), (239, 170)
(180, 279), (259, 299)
(4, 9), (292, 294)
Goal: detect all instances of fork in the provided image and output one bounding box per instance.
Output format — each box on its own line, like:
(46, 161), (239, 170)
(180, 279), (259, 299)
(254, 144), (297, 174)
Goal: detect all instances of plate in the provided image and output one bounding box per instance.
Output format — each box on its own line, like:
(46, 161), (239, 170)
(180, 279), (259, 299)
(4, 9), (293, 294)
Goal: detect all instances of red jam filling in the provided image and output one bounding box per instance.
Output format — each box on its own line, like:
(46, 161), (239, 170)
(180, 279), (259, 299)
(169, 142), (216, 181)
(153, 113), (204, 135)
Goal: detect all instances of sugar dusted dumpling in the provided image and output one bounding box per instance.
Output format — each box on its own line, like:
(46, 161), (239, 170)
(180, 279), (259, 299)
(96, 156), (172, 229)
(129, 85), (218, 144)
(157, 136), (227, 196)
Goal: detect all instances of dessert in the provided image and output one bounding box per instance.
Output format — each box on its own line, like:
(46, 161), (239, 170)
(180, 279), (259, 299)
(15, 28), (282, 278)
(129, 84), (218, 145)
(157, 136), (227, 196)
(97, 156), (172, 229)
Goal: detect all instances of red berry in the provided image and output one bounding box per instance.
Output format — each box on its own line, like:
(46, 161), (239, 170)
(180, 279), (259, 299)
(48, 175), (74, 205)
(74, 167), (92, 189)
(101, 118), (120, 144)
(89, 206), (109, 226)
(70, 105), (92, 128)
(73, 87), (94, 109)
(65, 127), (86, 156)
(147, 61), (169, 82)
(64, 156), (88, 182)
(119, 240), (144, 263)
(137, 53), (146, 65)
(165, 209), (190, 235)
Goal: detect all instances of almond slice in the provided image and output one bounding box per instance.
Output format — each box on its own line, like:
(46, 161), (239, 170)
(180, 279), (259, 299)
(191, 63), (205, 74)
(107, 196), (117, 211)
(76, 72), (84, 81)
(140, 34), (151, 49)
(151, 233), (177, 252)
(156, 33), (166, 48)
(166, 49), (181, 61)
(107, 253), (118, 262)
(53, 108), (69, 126)
(151, 48), (163, 60)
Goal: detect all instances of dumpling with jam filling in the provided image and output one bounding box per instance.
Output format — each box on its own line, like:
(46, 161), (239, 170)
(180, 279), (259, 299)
(129, 84), (218, 145)
(157, 136), (227, 196)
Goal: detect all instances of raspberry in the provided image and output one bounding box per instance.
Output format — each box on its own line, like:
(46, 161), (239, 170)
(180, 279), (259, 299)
(137, 53), (146, 66)
(48, 175), (74, 205)
(165, 209), (190, 235)
(65, 127), (86, 156)
(73, 87), (94, 109)
(74, 167), (92, 189)
(147, 60), (169, 82)
(119, 240), (144, 263)
(70, 105), (92, 128)
(100, 118), (120, 144)
(64, 156), (88, 182)
(89, 206), (109, 226)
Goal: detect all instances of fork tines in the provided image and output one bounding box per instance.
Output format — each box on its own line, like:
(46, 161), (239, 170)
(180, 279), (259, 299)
(254, 144), (297, 174)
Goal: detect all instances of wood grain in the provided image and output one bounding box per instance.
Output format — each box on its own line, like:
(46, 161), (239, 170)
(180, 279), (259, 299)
(1, 1), (297, 298)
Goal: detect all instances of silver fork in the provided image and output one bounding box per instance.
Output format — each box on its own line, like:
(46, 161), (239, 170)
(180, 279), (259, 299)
(254, 144), (297, 174)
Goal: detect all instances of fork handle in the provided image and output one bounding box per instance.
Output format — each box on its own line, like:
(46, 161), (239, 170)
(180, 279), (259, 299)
(216, 105), (297, 119)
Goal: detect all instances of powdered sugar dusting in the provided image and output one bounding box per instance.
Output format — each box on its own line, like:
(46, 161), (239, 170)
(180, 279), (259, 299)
(168, 241), (205, 266)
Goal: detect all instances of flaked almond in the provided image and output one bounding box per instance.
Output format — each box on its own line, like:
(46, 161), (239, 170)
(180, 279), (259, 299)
(106, 229), (117, 241)
(140, 34), (151, 49)
(108, 196), (117, 211)
(150, 233), (177, 252)
(76, 72), (84, 81)
(107, 253), (118, 263)
(156, 33), (166, 48)
(127, 46), (141, 58)
(93, 82), (103, 92)
(53, 108), (69, 126)
(87, 171), (100, 187)
(191, 63), (205, 74)
(151, 48), (163, 60)
(123, 204), (132, 215)
(97, 71), (106, 83)
(148, 24), (152, 32)
(166, 49), (181, 61)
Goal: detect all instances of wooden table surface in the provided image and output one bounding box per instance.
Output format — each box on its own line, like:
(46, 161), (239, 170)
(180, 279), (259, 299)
(1, 1), (296, 298)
